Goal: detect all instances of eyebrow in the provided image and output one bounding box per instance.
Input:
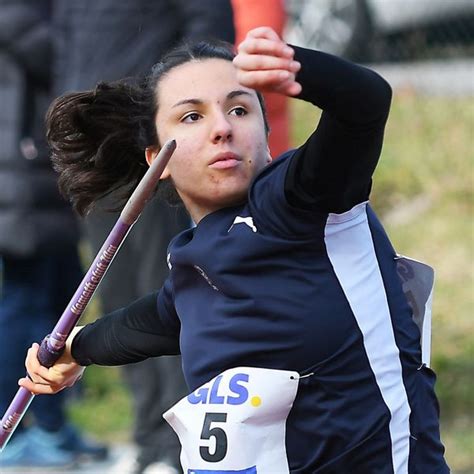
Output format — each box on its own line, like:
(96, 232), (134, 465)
(172, 89), (253, 108)
(227, 89), (253, 100)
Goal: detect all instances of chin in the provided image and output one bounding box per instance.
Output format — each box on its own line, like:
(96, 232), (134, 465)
(214, 186), (248, 208)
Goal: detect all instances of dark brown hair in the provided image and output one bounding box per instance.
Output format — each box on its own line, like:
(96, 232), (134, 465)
(47, 40), (269, 216)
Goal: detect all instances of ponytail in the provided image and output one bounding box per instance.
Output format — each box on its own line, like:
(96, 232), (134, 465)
(47, 81), (156, 216)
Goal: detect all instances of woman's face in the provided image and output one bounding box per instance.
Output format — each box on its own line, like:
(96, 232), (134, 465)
(149, 58), (271, 223)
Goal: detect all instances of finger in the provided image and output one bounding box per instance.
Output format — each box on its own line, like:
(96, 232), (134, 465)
(249, 69), (301, 96)
(27, 372), (53, 386)
(238, 38), (294, 59)
(237, 69), (295, 89)
(26, 345), (68, 385)
(278, 80), (303, 97)
(25, 345), (53, 381)
(18, 377), (62, 395)
(21, 373), (70, 393)
(245, 26), (281, 42)
(233, 54), (300, 73)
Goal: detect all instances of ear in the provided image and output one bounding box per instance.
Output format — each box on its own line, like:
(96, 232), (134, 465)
(145, 146), (171, 179)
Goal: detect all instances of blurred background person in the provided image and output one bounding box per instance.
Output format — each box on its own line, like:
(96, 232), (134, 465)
(52, 1), (235, 473)
(0, 0), (107, 470)
(231, 0), (290, 157)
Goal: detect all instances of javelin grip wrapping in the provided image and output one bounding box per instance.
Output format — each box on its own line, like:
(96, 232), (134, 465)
(0, 140), (176, 452)
(38, 336), (65, 368)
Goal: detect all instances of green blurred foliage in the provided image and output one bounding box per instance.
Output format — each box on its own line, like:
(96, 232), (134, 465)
(67, 365), (132, 442)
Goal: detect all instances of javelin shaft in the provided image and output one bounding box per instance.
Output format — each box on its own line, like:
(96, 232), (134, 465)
(0, 140), (176, 451)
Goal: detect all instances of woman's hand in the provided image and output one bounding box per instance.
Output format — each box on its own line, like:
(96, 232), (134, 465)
(233, 26), (302, 96)
(18, 329), (86, 395)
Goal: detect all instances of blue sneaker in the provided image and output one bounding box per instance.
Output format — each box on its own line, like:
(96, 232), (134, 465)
(55, 424), (109, 461)
(0, 429), (76, 471)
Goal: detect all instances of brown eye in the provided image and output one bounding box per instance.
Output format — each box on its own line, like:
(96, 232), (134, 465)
(229, 107), (247, 117)
(182, 112), (202, 123)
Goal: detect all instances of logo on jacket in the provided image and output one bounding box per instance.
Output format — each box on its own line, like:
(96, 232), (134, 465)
(194, 265), (219, 291)
(228, 216), (257, 233)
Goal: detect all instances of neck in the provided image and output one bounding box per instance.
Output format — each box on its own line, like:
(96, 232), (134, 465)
(182, 194), (246, 224)
(181, 197), (219, 224)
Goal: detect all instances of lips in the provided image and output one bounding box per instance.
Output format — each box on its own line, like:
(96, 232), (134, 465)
(208, 152), (242, 170)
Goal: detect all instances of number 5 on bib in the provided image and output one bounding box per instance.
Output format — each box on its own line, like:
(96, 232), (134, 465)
(163, 367), (299, 473)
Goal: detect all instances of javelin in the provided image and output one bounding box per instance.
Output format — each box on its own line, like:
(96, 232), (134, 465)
(0, 139), (176, 451)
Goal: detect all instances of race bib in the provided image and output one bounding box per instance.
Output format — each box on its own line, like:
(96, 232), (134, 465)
(396, 255), (435, 366)
(163, 367), (300, 473)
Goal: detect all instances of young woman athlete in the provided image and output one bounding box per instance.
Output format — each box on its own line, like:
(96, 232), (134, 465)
(20, 27), (449, 473)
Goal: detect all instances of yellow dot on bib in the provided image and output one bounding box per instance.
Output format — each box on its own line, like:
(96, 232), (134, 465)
(250, 396), (262, 407)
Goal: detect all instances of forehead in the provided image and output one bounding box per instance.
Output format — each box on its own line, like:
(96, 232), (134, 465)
(156, 58), (255, 107)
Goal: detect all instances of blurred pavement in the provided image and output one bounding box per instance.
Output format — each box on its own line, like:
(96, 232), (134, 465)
(0, 444), (180, 473)
(69, 444), (137, 474)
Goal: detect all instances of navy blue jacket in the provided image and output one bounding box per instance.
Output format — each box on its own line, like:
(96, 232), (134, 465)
(73, 46), (449, 473)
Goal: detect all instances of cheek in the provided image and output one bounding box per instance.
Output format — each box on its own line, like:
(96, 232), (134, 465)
(243, 131), (270, 166)
(170, 125), (204, 156)
(167, 144), (198, 182)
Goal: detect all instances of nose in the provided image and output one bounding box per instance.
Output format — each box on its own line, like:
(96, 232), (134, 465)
(211, 112), (232, 144)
